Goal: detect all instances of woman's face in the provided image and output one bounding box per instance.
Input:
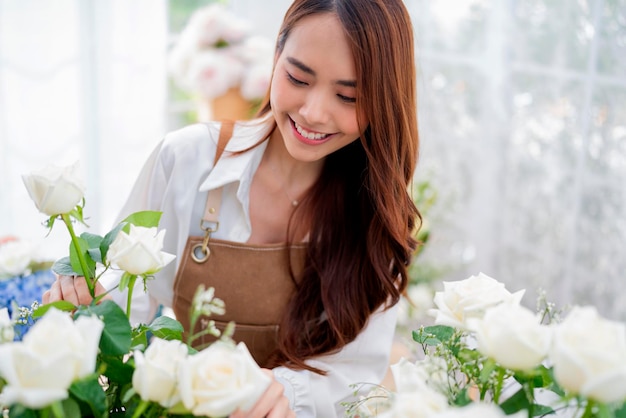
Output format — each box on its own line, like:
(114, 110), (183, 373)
(270, 13), (366, 163)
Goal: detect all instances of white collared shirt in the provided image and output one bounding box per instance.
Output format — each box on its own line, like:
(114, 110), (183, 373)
(107, 120), (399, 417)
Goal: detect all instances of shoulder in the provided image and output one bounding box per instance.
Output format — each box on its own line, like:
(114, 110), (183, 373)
(158, 118), (271, 161)
(159, 123), (218, 163)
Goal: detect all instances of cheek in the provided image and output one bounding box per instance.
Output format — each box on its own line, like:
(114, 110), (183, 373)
(269, 74), (294, 113)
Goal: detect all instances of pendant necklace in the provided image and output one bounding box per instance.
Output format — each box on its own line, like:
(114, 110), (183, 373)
(270, 163), (300, 207)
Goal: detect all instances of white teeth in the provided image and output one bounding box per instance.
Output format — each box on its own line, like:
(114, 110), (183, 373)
(294, 121), (330, 140)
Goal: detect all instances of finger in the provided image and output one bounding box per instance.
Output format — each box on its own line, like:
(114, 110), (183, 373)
(94, 281), (112, 301)
(238, 372), (287, 418)
(267, 396), (292, 418)
(42, 279), (62, 304)
(73, 276), (95, 305)
(58, 275), (81, 306)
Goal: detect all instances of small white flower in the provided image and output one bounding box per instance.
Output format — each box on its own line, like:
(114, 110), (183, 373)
(193, 285), (226, 317)
(107, 225), (175, 276)
(22, 162), (85, 216)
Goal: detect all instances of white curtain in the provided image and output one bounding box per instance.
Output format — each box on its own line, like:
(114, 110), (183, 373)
(0, 0), (167, 258)
(407, 0), (626, 320)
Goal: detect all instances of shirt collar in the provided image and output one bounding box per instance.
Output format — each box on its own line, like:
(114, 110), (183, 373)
(198, 121), (270, 195)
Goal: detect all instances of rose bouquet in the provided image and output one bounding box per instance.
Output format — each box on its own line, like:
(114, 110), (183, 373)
(347, 273), (626, 418)
(0, 162), (270, 417)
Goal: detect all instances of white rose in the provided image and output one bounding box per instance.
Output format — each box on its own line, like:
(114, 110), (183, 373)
(0, 308), (14, 343)
(0, 308), (103, 408)
(429, 272), (525, 329)
(178, 342), (271, 417)
(132, 338), (188, 407)
(468, 303), (552, 371)
(378, 386), (449, 418)
(391, 357), (446, 393)
(551, 306), (626, 403)
(22, 162), (85, 216)
(107, 225), (175, 275)
(0, 240), (33, 278)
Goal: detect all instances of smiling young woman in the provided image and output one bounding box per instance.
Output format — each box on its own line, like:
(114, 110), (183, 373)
(44, 0), (420, 416)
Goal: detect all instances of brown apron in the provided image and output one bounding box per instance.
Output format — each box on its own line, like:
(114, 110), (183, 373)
(172, 122), (306, 367)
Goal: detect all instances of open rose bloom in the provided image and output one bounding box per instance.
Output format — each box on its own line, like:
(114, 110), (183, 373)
(0, 308), (103, 409)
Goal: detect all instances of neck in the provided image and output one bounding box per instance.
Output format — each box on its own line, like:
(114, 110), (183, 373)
(264, 129), (324, 194)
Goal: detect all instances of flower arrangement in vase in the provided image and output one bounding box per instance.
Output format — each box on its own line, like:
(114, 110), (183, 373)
(168, 3), (274, 121)
(0, 162), (271, 417)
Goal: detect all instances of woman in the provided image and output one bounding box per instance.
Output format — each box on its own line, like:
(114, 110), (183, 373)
(44, 0), (420, 416)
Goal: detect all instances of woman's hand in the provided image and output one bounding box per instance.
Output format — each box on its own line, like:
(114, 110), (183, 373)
(42, 275), (109, 306)
(230, 369), (295, 418)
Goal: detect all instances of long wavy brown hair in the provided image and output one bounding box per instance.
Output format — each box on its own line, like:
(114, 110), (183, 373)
(257, 0), (421, 374)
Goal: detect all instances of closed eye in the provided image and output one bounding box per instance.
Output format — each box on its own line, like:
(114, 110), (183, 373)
(337, 94), (356, 104)
(286, 72), (307, 86)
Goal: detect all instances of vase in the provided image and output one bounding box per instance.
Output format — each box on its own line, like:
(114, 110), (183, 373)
(197, 87), (254, 122)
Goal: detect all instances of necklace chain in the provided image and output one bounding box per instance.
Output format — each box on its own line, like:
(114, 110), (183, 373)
(269, 163), (299, 207)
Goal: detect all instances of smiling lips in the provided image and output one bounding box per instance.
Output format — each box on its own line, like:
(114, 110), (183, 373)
(290, 118), (335, 144)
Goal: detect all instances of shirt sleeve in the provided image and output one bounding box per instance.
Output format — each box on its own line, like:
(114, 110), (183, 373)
(273, 303), (399, 417)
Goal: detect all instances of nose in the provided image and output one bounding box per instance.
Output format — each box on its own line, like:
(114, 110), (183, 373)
(299, 89), (330, 126)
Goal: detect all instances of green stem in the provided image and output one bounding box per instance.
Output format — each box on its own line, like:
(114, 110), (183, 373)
(50, 401), (65, 418)
(132, 400), (150, 418)
(493, 368), (504, 404)
(126, 274), (138, 319)
(525, 380), (535, 418)
(62, 214), (95, 297)
(581, 400), (595, 418)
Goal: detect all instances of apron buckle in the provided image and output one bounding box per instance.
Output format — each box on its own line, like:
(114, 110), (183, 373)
(191, 220), (219, 263)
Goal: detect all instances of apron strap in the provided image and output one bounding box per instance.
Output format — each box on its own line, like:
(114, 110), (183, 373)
(192, 121), (234, 263)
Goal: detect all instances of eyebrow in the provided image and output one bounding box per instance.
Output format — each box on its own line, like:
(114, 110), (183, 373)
(286, 56), (357, 87)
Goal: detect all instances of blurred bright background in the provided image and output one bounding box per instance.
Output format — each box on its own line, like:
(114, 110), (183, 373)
(1, 0), (625, 320)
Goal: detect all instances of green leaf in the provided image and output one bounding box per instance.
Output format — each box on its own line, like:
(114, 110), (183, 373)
(80, 232), (104, 264)
(479, 358), (497, 383)
(500, 388), (531, 415)
(61, 397), (82, 418)
(100, 354), (135, 383)
(69, 236), (96, 277)
(70, 375), (108, 418)
(615, 401), (626, 418)
(52, 256), (81, 276)
(131, 326), (149, 350)
(33, 300), (77, 317)
(413, 325), (455, 345)
(148, 315), (184, 341)
(514, 365), (552, 388)
(121, 210), (163, 230)
(80, 232), (104, 250)
(8, 405), (38, 418)
(100, 222), (126, 264)
(118, 271), (135, 293)
(453, 388), (472, 407)
(76, 301), (132, 356)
